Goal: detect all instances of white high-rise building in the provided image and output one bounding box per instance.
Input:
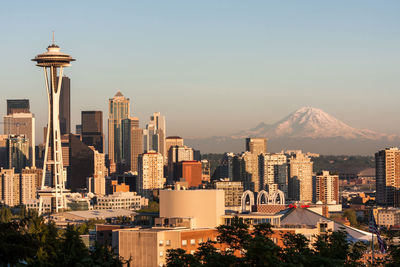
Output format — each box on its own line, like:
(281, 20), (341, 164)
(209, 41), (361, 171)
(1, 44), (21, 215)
(259, 153), (288, 196)
(287, 151), (313, 203)
(138, 151), (164, 197)
(143, 112), (166, 159)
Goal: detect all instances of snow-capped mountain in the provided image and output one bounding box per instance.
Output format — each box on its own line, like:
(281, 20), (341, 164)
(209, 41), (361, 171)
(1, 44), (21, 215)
(185, 107), (399, 155)
(234, 106), (393, 140)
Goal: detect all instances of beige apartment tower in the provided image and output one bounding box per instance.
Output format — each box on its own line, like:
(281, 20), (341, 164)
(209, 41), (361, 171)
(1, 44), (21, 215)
(246, 137), (267, 155)
(376, 147), (400, 206)
(287, 151), (313, 202)
(138, 151), (164, 197)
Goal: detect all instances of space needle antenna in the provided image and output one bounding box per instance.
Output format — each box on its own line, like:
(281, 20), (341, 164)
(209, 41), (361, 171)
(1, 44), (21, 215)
(52, 31), (55, 44)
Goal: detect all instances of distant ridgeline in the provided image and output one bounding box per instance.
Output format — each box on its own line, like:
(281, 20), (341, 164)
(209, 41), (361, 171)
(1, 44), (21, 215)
(201, 154), (375, 179)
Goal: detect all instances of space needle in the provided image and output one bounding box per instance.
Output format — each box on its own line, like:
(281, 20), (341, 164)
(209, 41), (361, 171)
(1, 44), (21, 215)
(32, 35), (75, 215)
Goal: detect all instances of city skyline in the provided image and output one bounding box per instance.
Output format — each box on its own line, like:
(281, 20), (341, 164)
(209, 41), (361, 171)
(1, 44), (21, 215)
(1, 1), (400, 149)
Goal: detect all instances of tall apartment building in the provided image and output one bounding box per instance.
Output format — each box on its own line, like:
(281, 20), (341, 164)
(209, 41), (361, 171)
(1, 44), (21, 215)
(108, 91), (130, 166)
(314, 171), (339, 204)
(259, 153), (288, 196)
(143, 112), (166, 160)
(4, 100), (35, 167)
(287, 151), (313, 202)
(138, 151), (164, 197)
(167, 145), (194, 184)
(0, 168), (36, 206)
(121, 117), (143, 172)
(246, 137), (267, 155)
(376, 147), (400, 206)
(86, 146), (108, 195)
(0, 135), (8, 168)
(57, 76), (71, 135)
(240, 151), (260, 192)
(81, 111), (104, 153)
(7, 134), (30, 172)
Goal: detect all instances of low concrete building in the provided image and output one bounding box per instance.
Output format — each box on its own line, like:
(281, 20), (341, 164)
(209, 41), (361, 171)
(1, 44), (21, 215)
(94, 191), (148, 210)
(376, 208), (400, 228)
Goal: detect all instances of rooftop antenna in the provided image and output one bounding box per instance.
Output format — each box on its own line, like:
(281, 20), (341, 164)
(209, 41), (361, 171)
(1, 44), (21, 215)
(52, 31), (55, 44)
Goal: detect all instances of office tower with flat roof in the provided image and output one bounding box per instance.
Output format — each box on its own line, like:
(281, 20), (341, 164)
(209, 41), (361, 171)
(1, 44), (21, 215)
(68, 134), (106, 191)
(7, 99), (30, 115)
(376, 147), (400, 206)
(287, 151), (313, 202)
(314, 171), (339, 204)
(259, 153), (288, 196)
(246, 137), (267, 155)
(4, 101), (35, 167)
(165, 136), (184, 154)
(82, 111), (104, 153)
(240, 151), (260, 191)
(167, 145), (194, 184)
(108, 91), (130, 166)
(122, 117), (143, 172)
(137, 151), (164, 197)
(144, 112), (166, 159)
(57, 76), (71, 135)
(7, 135), (29, 172)
(212, 180), (243, 207)
(32, 40), (75, 214)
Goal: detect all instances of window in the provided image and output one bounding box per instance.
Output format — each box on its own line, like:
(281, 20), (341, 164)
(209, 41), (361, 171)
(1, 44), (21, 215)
(198, 238), (203, 244)
(190, 250), (195, 255)
(190, 239), (196, 245)
(159, 240), (163, 246)
(166, 240), (171, 246)
(159, 251), (164, 257)
(182, 240), (187, 246)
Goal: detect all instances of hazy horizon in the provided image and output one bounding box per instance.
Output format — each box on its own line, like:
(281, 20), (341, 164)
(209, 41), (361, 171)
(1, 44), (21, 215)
(1, 1), (400, 150)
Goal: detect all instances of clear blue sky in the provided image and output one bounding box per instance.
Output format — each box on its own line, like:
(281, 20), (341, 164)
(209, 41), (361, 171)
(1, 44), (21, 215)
(0, 1), (399, 143)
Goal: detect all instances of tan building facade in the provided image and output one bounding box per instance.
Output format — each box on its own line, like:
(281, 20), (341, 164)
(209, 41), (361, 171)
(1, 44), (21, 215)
(159, 189), (225, 229)
(138, 152), (164, 197)
(288, 151), (313, 202)
(376, 147), (400, 206)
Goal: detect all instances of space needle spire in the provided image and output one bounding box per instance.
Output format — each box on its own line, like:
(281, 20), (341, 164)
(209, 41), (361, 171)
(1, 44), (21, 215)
(32, 35), (75, 215)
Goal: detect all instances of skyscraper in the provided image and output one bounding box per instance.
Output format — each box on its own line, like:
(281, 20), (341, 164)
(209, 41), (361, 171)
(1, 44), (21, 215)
(314, 171), (339, 204)
(108, 91), (130, 166)
(376, 147), (400, 206)
(287, 151), (313, 202)
(144, 112), (166, 159)
(259, 153), (288, 196)
(121, 117), (143, 172)
(32, 40), (75, 214)
(81, 111), (104, 153)
(57, 76), (71, 135)
(6, 134), (29, 172)
(246, 137), (267, 155)
(7, 99), (30, 115)
(137, 151), (164, 197)
(4, 100), (35, 167)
